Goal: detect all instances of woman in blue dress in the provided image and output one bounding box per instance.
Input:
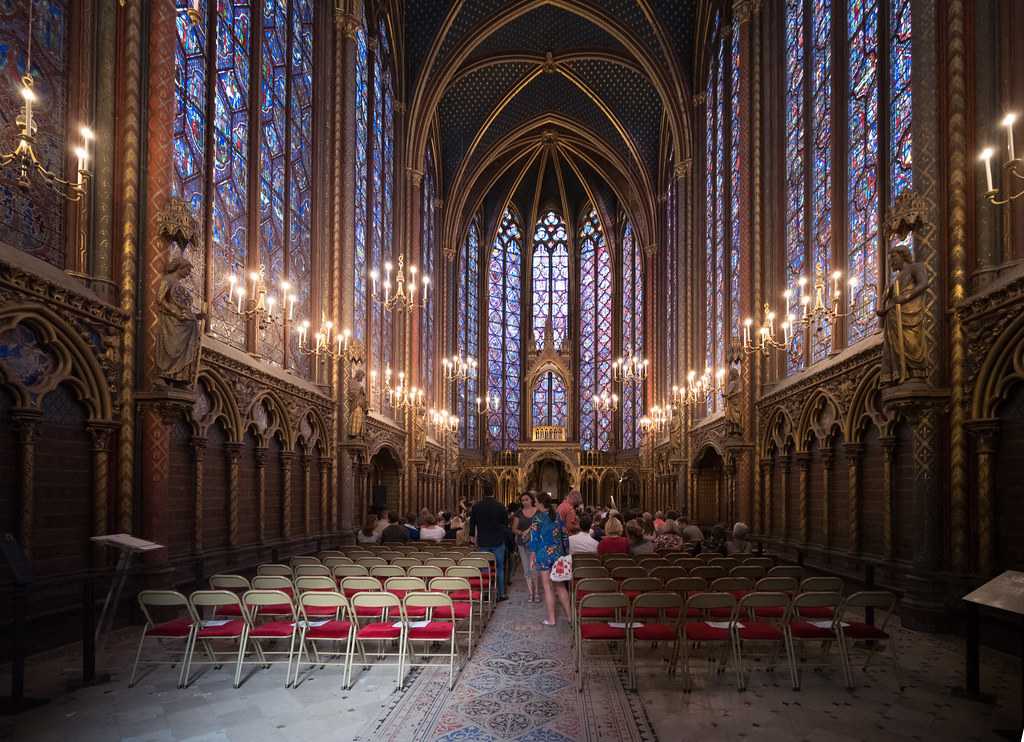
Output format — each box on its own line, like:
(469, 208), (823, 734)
(529, 493), (573, 626)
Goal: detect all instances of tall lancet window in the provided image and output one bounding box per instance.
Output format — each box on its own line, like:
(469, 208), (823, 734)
(781, 0), (912, 368)
(456, 220), (480, 449)
(531, 372), (568, 430)
(487, 209), (523, 452)
(621, 221), (644, 450)
(371, 16), (395, 412)
(579, 208), (613, 452)
(353, 23), (369, 342)
(531, 211), (570, 350)
(421, 143), (437, 395)
(171, 0), (315, 377)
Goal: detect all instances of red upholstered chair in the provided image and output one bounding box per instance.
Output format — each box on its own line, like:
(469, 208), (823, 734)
(649, 566), (687, 582)
(290, 556), (321, 568)
(752, 577), (799, 619)
(445, 566), (486, 623)
(402, 592), (460, 690)
(788, 591), (851, 689)
(574, 577), (619, 621)
(797, 577), (844, 619)
(734, 592), (796, 690)
(207, 575), (250, 617)
(339, 576), (384, 621)
(680, 591), (740, 691)
(408, 565), (443, 580)
(238, 590), (300, 687)
(619, 577), (663, 615)
(460, 557), (494, 617)
(626, 591), (682, 691)
(291, 590), (355, 687)
(709, 577), (754, 618)
(370, 565), (406, 580)
(767, 565), (803, 580)
(130, 590), (198, 688)
(575, 592), (629, 691)
(664, 576), (707, 621)
(731, 565), (766, 581)
(293, 576), (340, 617)
(183, 590), (248, 688)
(690, 565), (726, 582)
(256, 564), (292, 577)
(346, 592), (405, 689)
(250, 575), (295, 618)
(294, 564), (332, 579)
(611, 566), (647, 582)
(384, 577), (428, 618)
(838, 591), (901, 688)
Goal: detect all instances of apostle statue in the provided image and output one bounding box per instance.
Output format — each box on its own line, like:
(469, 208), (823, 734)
(348, 365), (367, 438)
(724, 339), (743, 430)
(155, 255), (205, 387)
(877, 242), (929, 385)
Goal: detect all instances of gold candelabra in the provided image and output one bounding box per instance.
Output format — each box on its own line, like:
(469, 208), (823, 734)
(591, 391), (619, 413)
(741, 303), (791, 356)
(442, 353), (477, 383)
(612, 353), (648, 385)
(227, 266), (294, 330)
(980, 113), (1024, 205)
(295, 319), (350, 361)
(476, 393), (499, 416)
(369, 254), (430, 313)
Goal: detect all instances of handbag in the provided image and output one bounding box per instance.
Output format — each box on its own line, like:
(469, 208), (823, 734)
(549, 554), (573, 582)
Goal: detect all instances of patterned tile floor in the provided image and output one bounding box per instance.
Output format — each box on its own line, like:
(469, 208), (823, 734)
(0, 584), (1021, 741)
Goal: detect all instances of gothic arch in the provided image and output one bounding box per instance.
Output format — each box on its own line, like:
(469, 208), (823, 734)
(194, 369), (243, 441)
(973, 312), (1024, 420)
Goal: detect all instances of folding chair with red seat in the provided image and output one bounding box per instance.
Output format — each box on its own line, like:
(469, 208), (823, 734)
(237, 590), (300, 687)
(334, 564), (370, 582)
(573, 566), (609, 581)
(626, 591), (683, 691)
(250, 575), (296, 617)
(429, 577), (476, 658)
(796, 577), (844, 619)
(734, 592), (796, 690)
(446, 566), (486, 623)
(463, 555), (496, 616)
(425, 557), (455, 570)
(290, 590), (355, 687)
(183, 590), (248, 687)
(691, 565), (726, 582)
(345, 592), (405, 689)
(788, 591), (851, 688)
(619, 577), (663, 613)
(384, 577), (428, 617)
(207, 575), (250, 617)
(664, 577), (707, 621)
(340, 576), (385, 622)
(574, 577), (619, 620)
(709, 558), (739, 572)
(370, 565), (406, 580)
(751, 577), (799, 619)
(743, 556), (774, 569)
(650, 566), (687, 581)
(731, 565), (766, 581)
(294, 576), (340, 618)
(675, 558), (703, 572)
(323, 557), (354, 570)
(294, 564), (332, 578)
(401, 592), (460, 690)
(767, 565), (803, 580)
(709, 577), (754, 617)
(408, 565), (443, 580)
(838, 591), (901, 688)
(318, 550), (345, 560)
(575, 592), (629, 692)
(392, 557), (421, 569)
(357, 557), (388, 568)
(611, 566), (647, 581)
(130, 590), (198, 688)
(680, 591), (741, 691)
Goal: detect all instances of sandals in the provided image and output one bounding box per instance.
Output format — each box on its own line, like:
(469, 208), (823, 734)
(541, 619), (557, 626)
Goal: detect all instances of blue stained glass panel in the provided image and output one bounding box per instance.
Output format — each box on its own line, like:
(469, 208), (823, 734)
(457, 220), (480, 448)
(811, 0), (833, 362)
(784, 0), (806, 374)
(531, 211), (570, 350)
(621, 221), (644, 449)
(353, 26), (368, 342)
(421, 144), (436, 396)
(487, 209), (523, 452)
(847, 0), (880, 344)
(729, 30), (742, 342)
(579, 208), (612, 452)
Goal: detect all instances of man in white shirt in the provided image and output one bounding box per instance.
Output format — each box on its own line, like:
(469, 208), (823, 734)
(569, 515), (599, 554)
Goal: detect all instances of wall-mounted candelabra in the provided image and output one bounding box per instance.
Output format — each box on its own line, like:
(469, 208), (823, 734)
(786, 264), (858, 334)
(639, 404), (672, 435)
(591, 391), (619, 413)
(227, 266), (295, 331)
(979, 112), (1024, 205)
(296, 320), (350, 362)
(612, 353), (648, 385)
(442, 353), (477, 383)
(369, 255), (430, 313)
(673, 366), (727, 408)
(429, 407), (460, 436)
(476, 394), (499, 417)
(741, 303), (790, 356)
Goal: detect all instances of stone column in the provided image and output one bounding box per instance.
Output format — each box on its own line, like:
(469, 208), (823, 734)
(779, 454), (791, 542)
(880, 437), (896, 561)
(844, 442), (863, 555)
(821, 447), (833, 551)
(137, 391), (195, 565)
(340, 449), (355, 531)
(255, 447), (267, 544)
(758, 457), (771, 536)
(302, 451), (312, 535)
(967, 420), (1000, 577)
(87, 423), (115, 546)
(281, 451), (295, 540)
(191, 436), (206, 554)
(12, 412), (40, 556)
(321, 454), (331, 536)
(796, 453), (810, 544)
(225, 442), (242, 548)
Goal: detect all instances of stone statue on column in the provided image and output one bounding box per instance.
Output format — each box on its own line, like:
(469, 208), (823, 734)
(347, 343), (367, 438)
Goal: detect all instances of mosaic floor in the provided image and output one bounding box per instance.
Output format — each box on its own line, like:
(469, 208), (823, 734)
(0, 580), (1021, 741)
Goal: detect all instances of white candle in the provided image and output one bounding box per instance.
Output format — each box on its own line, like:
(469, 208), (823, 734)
(422, 275), (430, 306)
(981, 148), (995, 192)
(236, 287), (245, 313)
(1004, 113), (1017, 161)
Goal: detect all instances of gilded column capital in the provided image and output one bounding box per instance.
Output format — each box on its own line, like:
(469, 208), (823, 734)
(433, 198), (443, 211)
(336, 12), (361, 39)
(733, 0), (753, 25)
(674, 159), (692, 179)
(693, 93), (706, 107)
(395, 101), (406, 115)
(408, 168), (424, 188)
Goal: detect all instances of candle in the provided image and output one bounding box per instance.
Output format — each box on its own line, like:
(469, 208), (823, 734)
(784, 289), (792, 317)
(267, 295), (276, 318)
(74, 146), (87, 185)
(831, 270), (841, 297)
(782, 321), (790, 344)
(848, 276), (858, 308)
(336, 334), (343, 354)
(249, 271), (259, 296)
(801, 294), (810, 318)
(236, 287), (245, 313)
(1004, 113), (1017, 161)
(370, 269), (379, 295)
(342, 328), (351, 349)
(422, 275), (430, 306)
(980, 147), (995, 192)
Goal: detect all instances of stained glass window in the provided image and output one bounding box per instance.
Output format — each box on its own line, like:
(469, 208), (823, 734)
(353, 25), (368, 342)
(531, 211), (570, 350)
(705, 39), (716, 379)
(729, 30), (742, 340)
(173, 0), (207, 299)
(487, 209), (522, 452)
(209, 0), (251, 349)
(457, 220), (480, 449)
(172, 0), (315, 378)
(846, 0), (879, 344)
(714, 39), (726, 400)
(579, 208), (613, 452)
(0, 0), (69, 267)
(371, 17), (395, 413)
(531, 371), (567, 429)
(778, 0), (910, 363)
(421, 143), (436, 397)
(621, 221), (644, 450)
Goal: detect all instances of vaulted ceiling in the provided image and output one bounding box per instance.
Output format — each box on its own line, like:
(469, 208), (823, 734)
(401, 0), (698, 254)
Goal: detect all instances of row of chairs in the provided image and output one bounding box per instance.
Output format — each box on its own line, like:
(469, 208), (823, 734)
(571, 577), (898, 693)
(582, 553), (775, 567)
(132, 576), (479, 691)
